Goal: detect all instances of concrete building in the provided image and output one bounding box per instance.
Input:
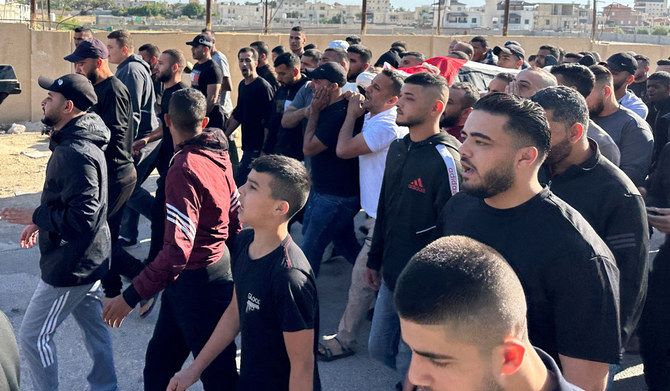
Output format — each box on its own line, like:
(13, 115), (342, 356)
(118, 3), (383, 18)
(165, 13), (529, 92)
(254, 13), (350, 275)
(603, 3), (646, 27)
(535, 3), (581, 31)
(0, 0), (30, 23)
(489, 0), (536, 31)
(444, 1), (483, 29)
(634, 0), (666, 18)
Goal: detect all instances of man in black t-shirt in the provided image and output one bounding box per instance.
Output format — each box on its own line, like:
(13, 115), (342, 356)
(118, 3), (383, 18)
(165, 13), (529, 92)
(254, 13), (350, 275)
(226, 47), (274, 186)
(167, 155), (319, 391)
(251, 41), (280, 92)
(263, 52), (308, 160)
(439, 93), (620, 391)
(186, 34), (224, 128)
(301, 62), (362, 277)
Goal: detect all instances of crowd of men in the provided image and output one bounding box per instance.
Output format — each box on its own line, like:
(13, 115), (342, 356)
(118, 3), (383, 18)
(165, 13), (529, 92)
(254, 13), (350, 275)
(0, 27), (669, 391)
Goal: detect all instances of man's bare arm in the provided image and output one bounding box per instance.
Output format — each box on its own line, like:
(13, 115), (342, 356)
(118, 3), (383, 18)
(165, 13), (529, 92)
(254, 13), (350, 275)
(559, 354), (609, 391)
(206, 83), (222, 115)
(284, 329), (315, 391)
(282, 105), (309, 128)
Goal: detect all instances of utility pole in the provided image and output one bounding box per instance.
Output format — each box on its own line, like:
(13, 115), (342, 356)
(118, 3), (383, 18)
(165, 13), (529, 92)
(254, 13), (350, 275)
(264, 0), (269, 34)
(591, 0), (597, 42)
(30, 0), (37, 28)
(205, 0), (212, 29)
(436, 0), (441, 35)
(361, 0), (367, 35)
(502, 0), (510, 36)
(47, 0), (51, 30)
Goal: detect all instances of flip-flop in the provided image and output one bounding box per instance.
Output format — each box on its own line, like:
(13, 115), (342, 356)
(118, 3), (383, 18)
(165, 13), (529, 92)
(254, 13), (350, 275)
(139, 295), (157, 319)
(317, 337), (355, 362)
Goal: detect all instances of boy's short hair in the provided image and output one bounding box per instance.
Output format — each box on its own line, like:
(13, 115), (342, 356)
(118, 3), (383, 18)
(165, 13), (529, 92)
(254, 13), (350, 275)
(107, 29), (133, 50)
(250, 155), (311, 219)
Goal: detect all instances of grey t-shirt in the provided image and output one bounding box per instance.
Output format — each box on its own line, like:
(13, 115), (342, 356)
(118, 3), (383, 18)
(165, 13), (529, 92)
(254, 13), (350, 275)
(593, 107), (654, 186)
(588, 120), (620, 166)
(212, 51), (234, 115)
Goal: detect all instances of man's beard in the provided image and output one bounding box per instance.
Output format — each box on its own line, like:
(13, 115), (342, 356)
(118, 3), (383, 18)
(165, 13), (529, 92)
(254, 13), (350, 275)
(613, 77), (628, 91)
(41, 112), (59, 127)
(547, 136), (572, 166)
(589, 99), (605, 117)
(462, 158), (516, 199)
(397, 113), (426, 128)
(439, 112), (460, 129)
(157, 68), (172, 83)
(85, 68), (98, 84)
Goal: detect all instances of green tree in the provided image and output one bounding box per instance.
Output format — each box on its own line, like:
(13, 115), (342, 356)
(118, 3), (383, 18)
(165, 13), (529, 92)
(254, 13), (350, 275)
(652, 25), (669, 35)
(637, 27), (650, 34)
(182, 2), (204, 18)
(612, 27), (624, 34)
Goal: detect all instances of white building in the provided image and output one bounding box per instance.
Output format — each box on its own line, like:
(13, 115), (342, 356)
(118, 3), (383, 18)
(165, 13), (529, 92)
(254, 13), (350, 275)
(634, 0), (666, 18)
(489, 0), (536, 30)
(0, 0), (30, 23)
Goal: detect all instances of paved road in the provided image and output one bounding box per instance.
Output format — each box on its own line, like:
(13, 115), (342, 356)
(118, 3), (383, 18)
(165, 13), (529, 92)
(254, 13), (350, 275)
(0, 179), (651, 390)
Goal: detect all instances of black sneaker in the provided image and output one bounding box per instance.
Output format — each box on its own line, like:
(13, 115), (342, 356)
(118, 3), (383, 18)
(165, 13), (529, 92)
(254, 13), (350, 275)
(117, 236), (138, 249)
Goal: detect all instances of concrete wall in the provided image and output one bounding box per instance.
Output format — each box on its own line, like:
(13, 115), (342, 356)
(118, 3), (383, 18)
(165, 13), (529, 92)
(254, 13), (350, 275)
(4, 25), (670, 123)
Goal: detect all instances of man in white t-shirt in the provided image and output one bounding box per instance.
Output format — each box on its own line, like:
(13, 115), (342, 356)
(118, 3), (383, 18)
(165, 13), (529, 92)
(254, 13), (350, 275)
(202, 29), (233, 117)
(317, 69), (409, 361)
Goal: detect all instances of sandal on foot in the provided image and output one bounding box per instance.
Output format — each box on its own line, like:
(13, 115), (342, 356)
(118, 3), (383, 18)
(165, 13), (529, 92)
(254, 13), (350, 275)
(139, 295), (157, 319)
(317, 337), (354, 362)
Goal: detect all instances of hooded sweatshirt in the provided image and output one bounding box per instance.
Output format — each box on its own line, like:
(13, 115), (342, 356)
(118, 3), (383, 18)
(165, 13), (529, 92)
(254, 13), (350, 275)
(33, 113), (111, 287)
(123, 128), (243, 307)
(115, 54), (159, 139)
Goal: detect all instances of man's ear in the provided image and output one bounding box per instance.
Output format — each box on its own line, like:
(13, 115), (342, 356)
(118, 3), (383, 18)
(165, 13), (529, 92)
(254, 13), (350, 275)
(434, 100), (445, 116)
(202, 117), (210, 129)
(516, 146), (539, 168)
(459, 107), (473, 123)
(568, 122), (584, 143)
(96, 58), (104, 70)
(165, 113), (172, 128)
(495, 338), (526, 376)
(293, 67), (300, 77)
(274, 200), (290, 217)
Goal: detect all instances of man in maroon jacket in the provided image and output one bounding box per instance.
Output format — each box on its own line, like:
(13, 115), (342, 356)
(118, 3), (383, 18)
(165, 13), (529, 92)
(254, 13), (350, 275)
(103, 88), (241, 390)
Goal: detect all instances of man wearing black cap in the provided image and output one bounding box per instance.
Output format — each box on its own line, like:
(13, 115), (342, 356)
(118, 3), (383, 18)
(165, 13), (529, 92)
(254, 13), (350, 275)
(0, 74), (117, 391)
(606, 52), (648, 119)
(225, 46), (274, 186)
(186, 34), (225, 129)
(493, 44), (525, 70)
(301, 62), (363, 277)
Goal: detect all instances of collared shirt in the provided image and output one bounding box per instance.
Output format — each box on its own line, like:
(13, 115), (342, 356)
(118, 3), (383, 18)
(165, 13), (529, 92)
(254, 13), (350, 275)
(619, 90), (648, 120)
(359, 107), (408, 218)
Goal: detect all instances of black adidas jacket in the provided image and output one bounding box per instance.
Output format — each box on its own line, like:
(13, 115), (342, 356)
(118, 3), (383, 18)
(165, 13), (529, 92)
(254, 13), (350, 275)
(367, 131), (462, 291)
(33, 113), (111, 287)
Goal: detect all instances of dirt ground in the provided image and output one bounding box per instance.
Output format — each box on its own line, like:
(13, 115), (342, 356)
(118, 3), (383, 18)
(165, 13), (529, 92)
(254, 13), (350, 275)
(0, 128), (50, 199)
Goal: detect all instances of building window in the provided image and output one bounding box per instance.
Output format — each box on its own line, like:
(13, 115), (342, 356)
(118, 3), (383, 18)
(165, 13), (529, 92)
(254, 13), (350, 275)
(546, 19), (550, 25)
(525, 19), (529, 24)
(471, 17), (477, 23)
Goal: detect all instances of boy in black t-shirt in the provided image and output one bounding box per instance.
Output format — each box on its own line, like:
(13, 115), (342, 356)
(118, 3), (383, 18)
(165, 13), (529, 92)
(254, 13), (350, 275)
(167, 155), (320, 391)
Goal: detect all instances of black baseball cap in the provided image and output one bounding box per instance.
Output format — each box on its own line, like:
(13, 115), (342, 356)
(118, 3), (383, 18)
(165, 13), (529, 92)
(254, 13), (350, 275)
(186, 34), (213, 48)
(493, 44), (525, 61)
(607, 52), (637, 74)
(38, 74), (97, 111)
(64, 38), (108, 62)
(306, 62), (347, 87)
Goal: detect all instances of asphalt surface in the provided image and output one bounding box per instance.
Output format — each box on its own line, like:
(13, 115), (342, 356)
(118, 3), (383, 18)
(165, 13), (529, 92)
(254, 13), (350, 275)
(0, 176), (652, 390)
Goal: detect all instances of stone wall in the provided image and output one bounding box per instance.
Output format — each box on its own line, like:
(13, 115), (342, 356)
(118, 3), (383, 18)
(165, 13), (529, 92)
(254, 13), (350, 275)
(2, 24), (670, 123)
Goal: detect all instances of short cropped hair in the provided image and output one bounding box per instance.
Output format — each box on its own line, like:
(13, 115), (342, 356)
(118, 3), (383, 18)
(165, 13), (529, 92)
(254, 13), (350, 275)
(539, 44), (560, 58)
(454, 42), (474, 58)
(138, 43), (160, 59)
(395, 236), (528, 352)
(238, 46), (258, 61)
(162, 49), (186, 72)
(168, 89), (207, 134)
(346, 35), (361, 45)
(474, 93), (551, 160)
(380, 68), (404, 97)
(450, 82), (480, 108)
(648, 71), (670, 87)
(494, 72), (515, 83)
(564, 52), (583, 61)
(107, 30), (133, 51)
(250, 155), (311, 219)
(272, 45), (286, 55)
(470, 36), (488, 47)
(658, 59), (670, 66)
(550, 63), (595, 98)
(302, 48), (321, 64)
(250, 41), (270, 57)
(347, 44), (372, 64)
(291, 25), (303, 33)
(590, 64), (613, 85)
(402, 51), (425, 62)
(274, 52), (300, 69)
(391, 41), (407, 52)
(634, 54), (650, 67)
(531, 86), (589, 134)
(447, 51), (469, 60)
(404, 72), (449, 103)
(74, 26), (92, 35)
(324, 47), (349, 64)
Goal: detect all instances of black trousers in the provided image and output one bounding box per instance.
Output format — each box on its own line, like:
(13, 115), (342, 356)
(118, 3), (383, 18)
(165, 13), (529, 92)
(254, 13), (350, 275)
(147, 173), (167, 264)
(143, 257), (238, 391)
(640, 240), (670, 391)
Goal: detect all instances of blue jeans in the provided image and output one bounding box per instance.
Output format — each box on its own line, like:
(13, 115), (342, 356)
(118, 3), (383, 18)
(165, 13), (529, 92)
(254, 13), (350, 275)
(20, 280), (117, 391)
(368, 281), (411, 378)
(300, 191), (360, 277)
